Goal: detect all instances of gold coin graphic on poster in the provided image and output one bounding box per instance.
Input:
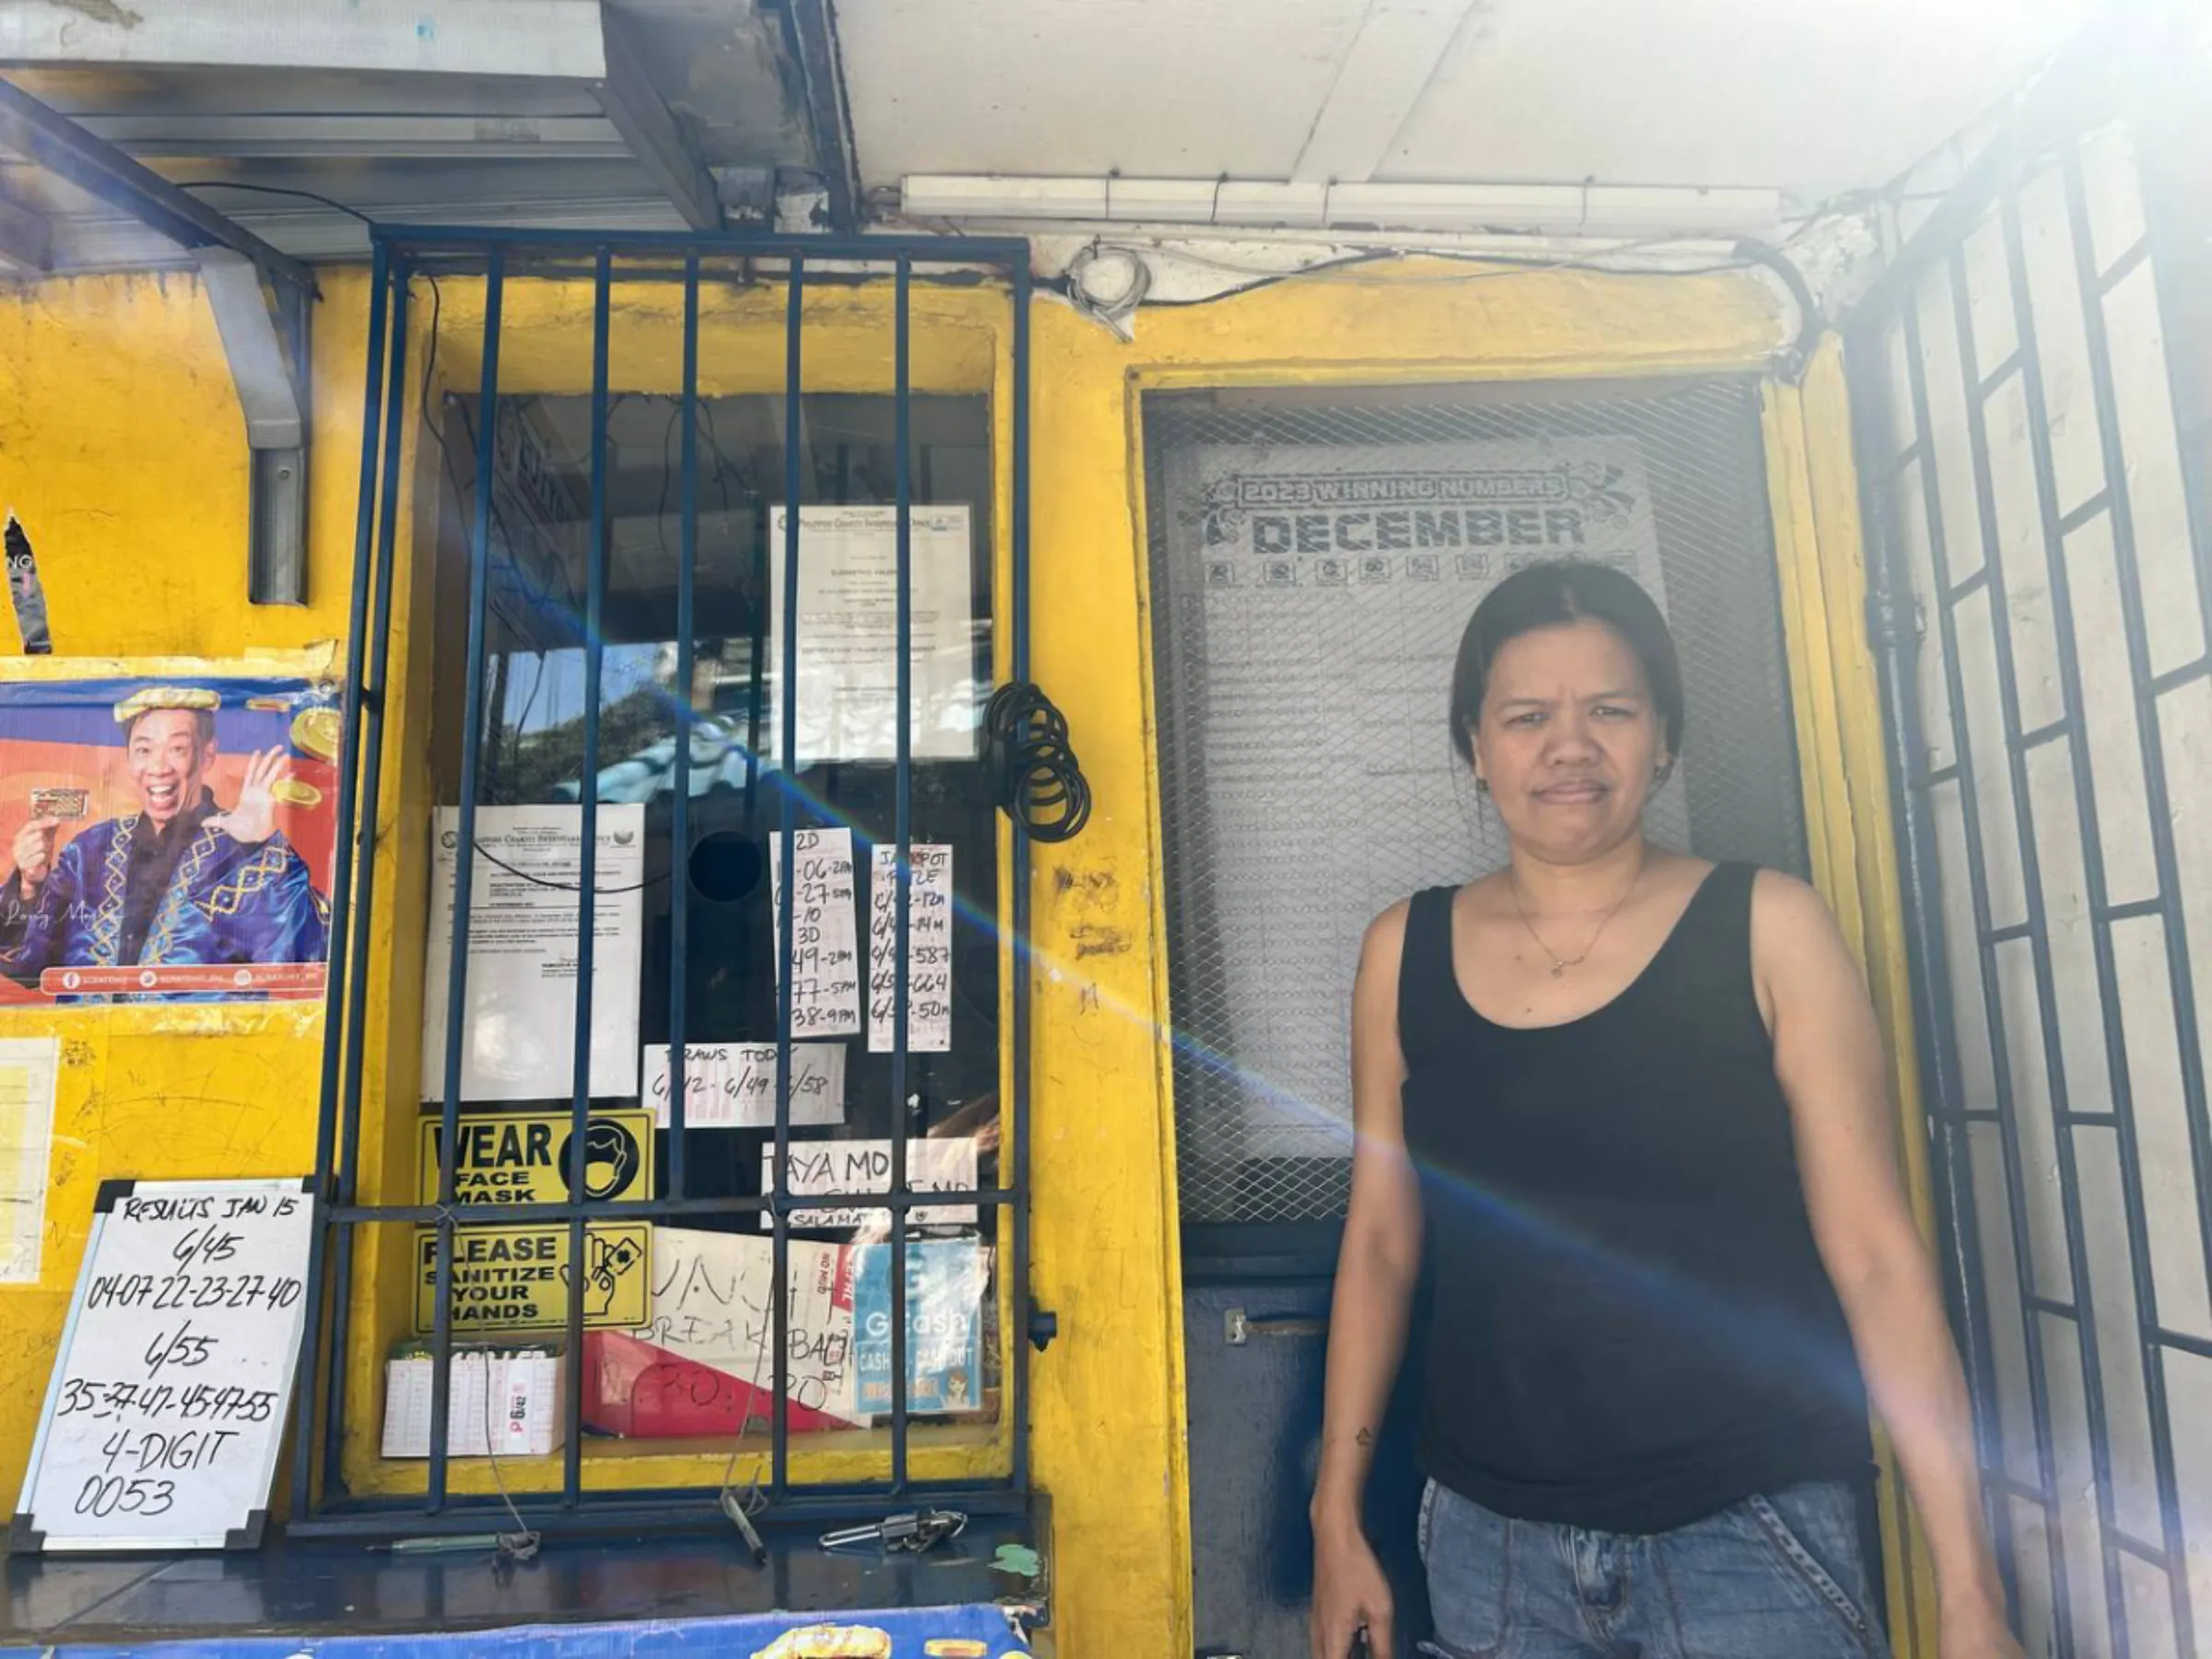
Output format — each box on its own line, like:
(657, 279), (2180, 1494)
(290, 705), (342, 763)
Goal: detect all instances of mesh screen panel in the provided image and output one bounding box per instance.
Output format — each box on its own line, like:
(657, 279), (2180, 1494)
(1143, 380), (1810, 1225)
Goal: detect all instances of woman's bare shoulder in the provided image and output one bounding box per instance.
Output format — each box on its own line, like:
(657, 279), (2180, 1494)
(1747, 865), (1842, 942)
(1361, 896), (1414, 960)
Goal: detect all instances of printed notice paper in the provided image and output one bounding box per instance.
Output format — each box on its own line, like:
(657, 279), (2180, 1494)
(759, 1137), (979, 1230)
(867, 843), (952, 1053)
(766, 505), (978, 765)
(768, 828), (863, 1038)
(0, 1036), (57, 1284)
(642, 1042), (846, 1129)
(420, 804), (644, 1102)
(382, 1350), (563, 1459)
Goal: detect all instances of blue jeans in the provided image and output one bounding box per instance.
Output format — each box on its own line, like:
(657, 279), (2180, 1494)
(1418, 1479), (1891, 1658)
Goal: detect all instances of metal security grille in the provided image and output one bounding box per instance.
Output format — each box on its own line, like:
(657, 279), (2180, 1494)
(288, 228), (1037, 1536)
(1847, 117), (2212, 1658)
(1144, 382), (1810, 1227)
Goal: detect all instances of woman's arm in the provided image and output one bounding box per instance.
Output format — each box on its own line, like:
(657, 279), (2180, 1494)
(1311, 902), (1426, 1659)
(1755, 872), (2020, 1658)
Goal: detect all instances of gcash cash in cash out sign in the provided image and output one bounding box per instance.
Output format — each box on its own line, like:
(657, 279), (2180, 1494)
(412, 1108), (654, 1334)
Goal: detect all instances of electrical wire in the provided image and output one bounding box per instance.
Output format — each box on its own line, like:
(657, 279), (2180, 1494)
(411, 272), (657, 850)
(173, 179), (378, 227)
(1045, 231), (1824, 372)
(1114, 232), (1701, 283)
(983, 683), (1091, 842)
(1063, 241), (1152, 336)
(712, 1288), (774, 1562)
(424, 269), (577, 778)
(473, 1358), (542, 1563)
(1043, 234), (1804, 324)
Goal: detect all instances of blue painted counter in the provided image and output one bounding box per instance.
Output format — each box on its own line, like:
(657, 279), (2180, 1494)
(52, 1604), (1030, 1659)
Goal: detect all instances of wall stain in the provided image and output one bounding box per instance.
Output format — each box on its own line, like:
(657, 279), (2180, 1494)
(1069, 924), (1129, 959)
(49, 0), (143, 29)
(1052, 867), (1119, 907)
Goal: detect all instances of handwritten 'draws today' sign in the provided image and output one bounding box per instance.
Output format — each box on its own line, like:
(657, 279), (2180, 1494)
(9, 1178), (314, 1553)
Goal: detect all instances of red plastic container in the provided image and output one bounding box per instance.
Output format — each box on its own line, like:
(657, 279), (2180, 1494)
(582, 1330), (855, 1438)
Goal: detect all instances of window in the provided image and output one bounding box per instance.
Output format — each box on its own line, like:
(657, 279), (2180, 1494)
(295, 238), (1036, 1534)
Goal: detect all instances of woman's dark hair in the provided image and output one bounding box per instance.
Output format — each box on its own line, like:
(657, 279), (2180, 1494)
(1447, 560), (1685, 765)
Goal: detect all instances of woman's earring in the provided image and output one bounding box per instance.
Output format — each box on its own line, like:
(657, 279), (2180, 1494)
(1653, 758), (1676, 787)
(1475, 776), (1490, 794)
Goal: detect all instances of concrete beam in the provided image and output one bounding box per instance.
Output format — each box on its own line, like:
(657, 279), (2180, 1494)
(781, 0), (860, 231)
(200, 249), (310, 606)
(592, 8), (722, 231)
(0, 192), (51, 274)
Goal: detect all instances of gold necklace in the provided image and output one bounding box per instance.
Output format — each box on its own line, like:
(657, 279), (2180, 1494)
(1507, 860), (1643, 979)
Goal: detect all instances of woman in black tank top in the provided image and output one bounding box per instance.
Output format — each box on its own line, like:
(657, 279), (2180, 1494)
(1309, 563), (2018, 1659)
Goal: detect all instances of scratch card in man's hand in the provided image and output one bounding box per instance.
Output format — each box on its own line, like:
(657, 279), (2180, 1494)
(29, 788), (88, 820)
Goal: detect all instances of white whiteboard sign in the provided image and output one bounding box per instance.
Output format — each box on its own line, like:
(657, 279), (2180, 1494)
(11, 1178), (314, 1553)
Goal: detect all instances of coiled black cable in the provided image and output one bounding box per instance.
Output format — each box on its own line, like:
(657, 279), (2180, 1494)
(984, 683), (1092, 843)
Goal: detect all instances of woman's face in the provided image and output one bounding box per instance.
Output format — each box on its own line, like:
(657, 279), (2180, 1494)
(1471, 618), (1666, 865)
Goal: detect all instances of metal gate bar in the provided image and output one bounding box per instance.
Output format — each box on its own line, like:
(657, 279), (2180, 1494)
(289, 226), (1036, 1534)
(290, 237), (390, 1517)
(1891, 265), (2061, 1636)
(424, 241), (507, 1510)
(1848, 113), (2212, 1656)
(668, 250), (699, 1209)
(310, 248), (417, 1514)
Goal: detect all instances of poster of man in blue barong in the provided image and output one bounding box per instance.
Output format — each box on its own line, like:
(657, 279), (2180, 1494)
(0, 668), (339, 1004)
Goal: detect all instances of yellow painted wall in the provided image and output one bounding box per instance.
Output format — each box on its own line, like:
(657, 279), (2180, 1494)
(1030, 261), (1803, 1658)
(0, 266), (382, 1504)
(0, 255), (1939, 1659)
(1765, 338), (1945, 1657)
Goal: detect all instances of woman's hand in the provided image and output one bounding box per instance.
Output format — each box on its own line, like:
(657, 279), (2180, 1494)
(1941, 1597), (2026, 1659)
(1311, 1517), (1394, 1659)
(1311, 904), (1422, 1658)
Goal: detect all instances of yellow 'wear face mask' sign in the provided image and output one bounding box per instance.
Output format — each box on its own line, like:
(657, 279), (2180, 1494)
(412, 1108), (654, 1333)
(416, 1108), (653, 1206)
